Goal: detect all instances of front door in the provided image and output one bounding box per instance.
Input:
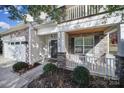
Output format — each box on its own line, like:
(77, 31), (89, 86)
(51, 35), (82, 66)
(50, 40), (57, 58)
(0, 39), (3, 54)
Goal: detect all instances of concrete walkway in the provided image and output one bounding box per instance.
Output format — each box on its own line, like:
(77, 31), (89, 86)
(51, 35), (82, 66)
(0, 55), (45, 88)
(0, 68), (28, 88)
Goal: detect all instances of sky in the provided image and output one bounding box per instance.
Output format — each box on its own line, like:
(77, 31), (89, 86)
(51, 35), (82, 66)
(0, 7), (22, 32)
(0, 5), (46, 32)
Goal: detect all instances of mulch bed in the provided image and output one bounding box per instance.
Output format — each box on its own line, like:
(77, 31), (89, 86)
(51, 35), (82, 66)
(27, 68), (119, 88)
(14, 63), (41, 75)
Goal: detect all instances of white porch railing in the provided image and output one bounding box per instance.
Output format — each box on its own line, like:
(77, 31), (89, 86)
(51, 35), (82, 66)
(66, 54), (118, 80)
(65, 5), (104, 21)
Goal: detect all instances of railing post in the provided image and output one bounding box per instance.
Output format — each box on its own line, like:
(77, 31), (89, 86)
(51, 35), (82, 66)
(105, 58), (108, 78)
(66, 9), (69, 21)
(110, 58), (112, 78)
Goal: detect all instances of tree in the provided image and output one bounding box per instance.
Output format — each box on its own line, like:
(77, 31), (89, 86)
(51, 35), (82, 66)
(0, 5), (124, 24)
(106, 5), (124, 14)
(105, 5), (124, 21)
(0, 5), (62, 23)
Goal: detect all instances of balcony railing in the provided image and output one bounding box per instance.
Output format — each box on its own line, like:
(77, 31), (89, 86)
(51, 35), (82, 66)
(60, 5), (105, 22)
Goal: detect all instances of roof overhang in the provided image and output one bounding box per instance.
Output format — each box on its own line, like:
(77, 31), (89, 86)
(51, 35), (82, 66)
(0, 24), (29, 36)
(67, 25), (116, 36)
(37, 22), (58, 35)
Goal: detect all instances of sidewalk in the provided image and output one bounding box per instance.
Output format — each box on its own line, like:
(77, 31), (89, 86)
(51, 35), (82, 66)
(0, 68), (28, 88)
(21, 64), (45, 87)
(0, 65), (45, 88)
(0, 55), (45, 88)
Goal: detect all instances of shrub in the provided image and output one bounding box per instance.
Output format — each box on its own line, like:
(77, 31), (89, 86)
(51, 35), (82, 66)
(43, 63), (57, 74)
(72, 66), (90, 87)
(13, 62), (29, 72)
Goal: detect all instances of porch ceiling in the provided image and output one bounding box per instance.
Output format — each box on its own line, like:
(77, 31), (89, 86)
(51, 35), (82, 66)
(67, 26), (112, 35)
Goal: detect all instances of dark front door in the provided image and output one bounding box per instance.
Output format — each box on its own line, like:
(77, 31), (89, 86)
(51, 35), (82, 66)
(50, 40), (57, 58)
(0, 39), (3, 54)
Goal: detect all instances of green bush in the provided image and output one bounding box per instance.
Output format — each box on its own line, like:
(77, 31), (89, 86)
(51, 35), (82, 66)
(72, 66), (90, 87)
(13, 62), (29, 72)
(43, 63), (57, 74)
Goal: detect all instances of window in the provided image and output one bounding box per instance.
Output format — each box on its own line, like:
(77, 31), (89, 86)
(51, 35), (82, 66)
(84, 36), (94, 54)
(15, 42), (20, 45)
(8, 41), (28, 45)
(74, 37), (83, 53)
(75, 37), (83, 45)
(11, 42), (14, 45)
(74, 36), (94, 54)
(69, 38), (74, 54)
(21, 41), (28, 44)
(109, 31), (118, 55)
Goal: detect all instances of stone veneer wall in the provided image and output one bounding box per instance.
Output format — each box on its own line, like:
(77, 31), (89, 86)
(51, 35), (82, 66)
(116, 56), (124, 87)
(57, 52), (66, 68)
(2, 27), (29, 63)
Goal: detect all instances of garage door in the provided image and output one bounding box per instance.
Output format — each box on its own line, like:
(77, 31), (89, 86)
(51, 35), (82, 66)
(3, 37), (27, 62)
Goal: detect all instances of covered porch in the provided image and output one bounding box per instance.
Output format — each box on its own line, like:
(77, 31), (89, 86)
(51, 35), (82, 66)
(33, 22), (59, 63)
(58, 24), (119, 79)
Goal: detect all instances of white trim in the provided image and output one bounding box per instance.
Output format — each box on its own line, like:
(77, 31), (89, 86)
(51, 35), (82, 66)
(107, 33), (110, 54)
(93, 35), (95, 54)
(48, 39), (51, 58)
(28, 24), (32, 64)
(108, 30), (118, 55)
(104, 27), (118, 34)
(48, 34), (58, 58)
(83, 36), (84, 54)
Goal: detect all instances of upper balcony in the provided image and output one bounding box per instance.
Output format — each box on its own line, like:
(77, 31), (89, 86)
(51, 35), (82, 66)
(60, 5), (105, 23)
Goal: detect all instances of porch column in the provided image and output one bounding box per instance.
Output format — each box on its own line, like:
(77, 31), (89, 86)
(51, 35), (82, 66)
(116, 23), (124, 87)
(57, 31), (66, 68)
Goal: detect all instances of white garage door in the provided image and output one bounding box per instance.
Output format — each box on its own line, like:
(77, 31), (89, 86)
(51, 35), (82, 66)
(3, 36), (27, 62)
